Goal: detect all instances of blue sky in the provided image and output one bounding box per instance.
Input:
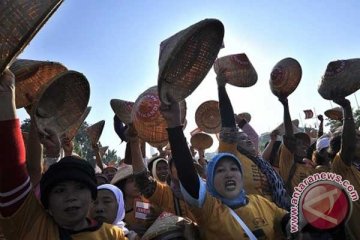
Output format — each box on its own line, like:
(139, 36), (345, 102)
(17, 0), (360, 157)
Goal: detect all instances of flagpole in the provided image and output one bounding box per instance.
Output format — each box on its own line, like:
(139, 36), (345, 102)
(299, 113), (304, 130)
(354, 93), (360, 109)
(329, 100), (333, 108)
(313, 107), (318, 129)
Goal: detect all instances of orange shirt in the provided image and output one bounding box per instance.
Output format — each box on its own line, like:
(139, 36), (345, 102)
(0, 192), (126, 240)
(124, 196), (161, 236)
(331, 154), (360, 239)
(189, 193), (287, 240)
(148, 181), (196, 222)
(279, 144), (316, 192)
(219, 141), (273, 201)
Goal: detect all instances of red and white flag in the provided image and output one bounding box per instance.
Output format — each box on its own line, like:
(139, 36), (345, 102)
(303, 109), (314, 119)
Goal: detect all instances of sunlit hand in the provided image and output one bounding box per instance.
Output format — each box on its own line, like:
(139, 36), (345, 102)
(39, 128), (61, 158)
(124, 123), (139, 142)
(61, 136), (74, 156)
(0, 69), (15, 93)
(270, 129), (280, 141)
(160, 95), (181, 128)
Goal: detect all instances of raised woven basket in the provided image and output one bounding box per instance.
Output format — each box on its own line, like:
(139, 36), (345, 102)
(10, 59), (67, 108)
(190, 132), (213, 150)
(214, 53), (257, 87)
(62, 106), (91, 141)
(318, 59), (360, 100)
(132, 86), (187, 144)
(32, 70), (90, 136)
(0, 0), (64, 73)
(86, 120), (105, 146)
(110, 99), (134, 124)
(324, 107), (343, 121)
(269, 58), (302, 98)
(195, 100), (221, 134)
(158, 19), (224, 105)
(142, 212), (192, 240)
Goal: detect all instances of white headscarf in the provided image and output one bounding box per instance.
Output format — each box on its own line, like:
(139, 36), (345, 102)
(97, 184), (128, 234)
(151, 158), (167, 182)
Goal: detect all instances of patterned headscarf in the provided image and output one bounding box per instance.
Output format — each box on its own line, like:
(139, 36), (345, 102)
(206, 153), (247, 208)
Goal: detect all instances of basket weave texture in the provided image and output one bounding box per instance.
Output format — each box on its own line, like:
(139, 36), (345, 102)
(195, 100), (221, 134)
(86, 120), (105, 146)
(132, 86), (187, 144)
(142, 212), (188, 240)
(214, 53), (257, 87)
(269, 58), (302, 98)
(110, 99), (134, 124)
(0, 0), (64, 73)
(62, 106), (91, 141)
(32, 70), (90, 136)
(10, 59), (67, 108)
(318, 59), (360, 100)
(190, 132), (213, 150)
(324, 107), (343, 121)
(158, 18), (224, 105)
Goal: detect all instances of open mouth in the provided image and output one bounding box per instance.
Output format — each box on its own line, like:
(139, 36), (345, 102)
(64, 206), (80, 214)
(225, 180), (236, 190)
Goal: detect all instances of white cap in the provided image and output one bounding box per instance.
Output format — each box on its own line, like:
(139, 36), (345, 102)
(316, 137), (330, 152)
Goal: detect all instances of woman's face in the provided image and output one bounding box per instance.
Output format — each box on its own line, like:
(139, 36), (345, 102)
(48, 181), (92, 230)
(237, 132), (256, 156)
(90, 189), (118, 224)
(124, 176), (140, 198)
(213, 158), (243, 200)
(156, 161), (169, 182)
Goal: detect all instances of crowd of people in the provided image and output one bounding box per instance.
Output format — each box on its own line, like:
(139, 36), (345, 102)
(0, 57), (359, 239)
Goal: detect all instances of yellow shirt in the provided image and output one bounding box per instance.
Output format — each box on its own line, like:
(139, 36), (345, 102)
(190, 193), (287, 240)
(279, 144), (316, 192)
(148, 181), (196, 222)
(331, 154), (360, 239)
(124, 196), (161, 236)
(0, 192), (126, 240)
(219, 141), (273, 201)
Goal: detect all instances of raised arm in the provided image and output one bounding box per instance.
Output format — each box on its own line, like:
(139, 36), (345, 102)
(217, 75), (236, 128)
(317, 114), (324, 137)
(0, 70), (30, 217)
(25, 120), (43, 186)
(334, 98), (355, 166)
(160, 101), (200, 199)
(279, 97), (296, 152)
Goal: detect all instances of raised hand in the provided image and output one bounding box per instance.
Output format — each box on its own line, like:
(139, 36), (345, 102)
(0, 69), (15, 93)
(39, 128), (61, 158)
(160, 95), (181, 128)
(317, 114), (323, 121)
(333, 98), (350, 108)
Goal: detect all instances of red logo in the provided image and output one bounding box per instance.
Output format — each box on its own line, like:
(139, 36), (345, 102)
(300, 181), (351, 230)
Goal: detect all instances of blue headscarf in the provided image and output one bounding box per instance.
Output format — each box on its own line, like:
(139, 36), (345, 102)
(207, 152), (247, 208)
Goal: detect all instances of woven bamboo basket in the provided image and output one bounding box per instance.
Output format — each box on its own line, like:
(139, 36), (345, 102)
(269, 58), (302, 98)
(32, 70), (90, 136)
(132, 86), (187, 144)
(86, 120), (105, 146)
(142, 212), (193, 240)
(214, 53), (258, 87)
(324, 107), (343, 121)
(111, 164), (133, 185)
(190, 132), (213, 150)
(0, 0), (64, 73)
(110, 99), (134, 124)
(10, 59), (67, 108)
(62, 106), (91, 141)
(99, 146), (109, 157)
(318, 59), (360, 100)
(158, 19), (224, 105)
(195, 100), (221, 134)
